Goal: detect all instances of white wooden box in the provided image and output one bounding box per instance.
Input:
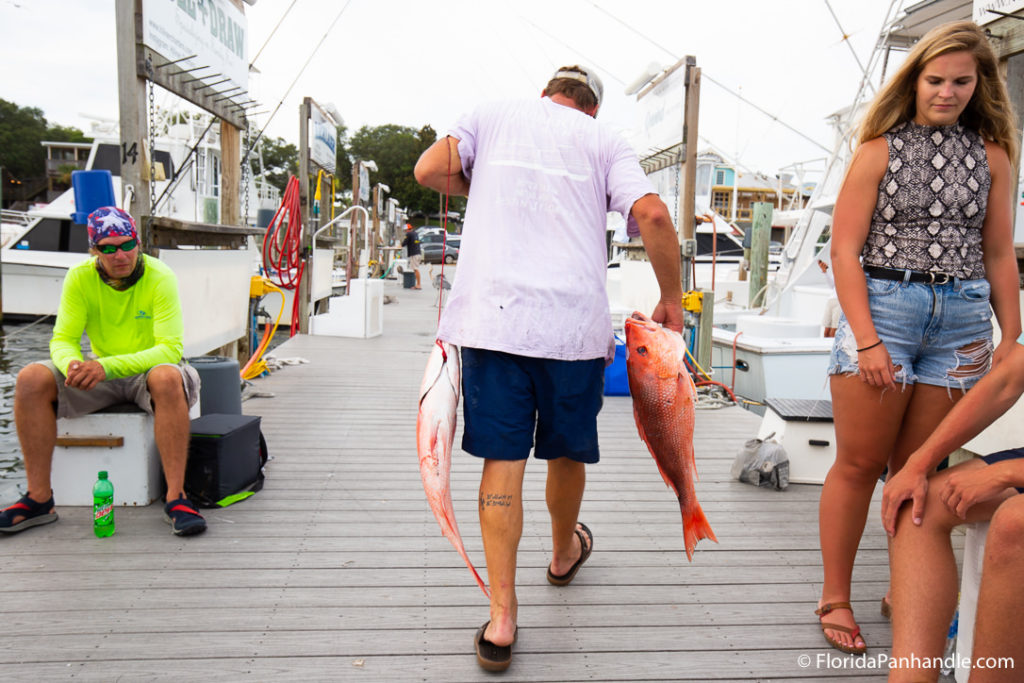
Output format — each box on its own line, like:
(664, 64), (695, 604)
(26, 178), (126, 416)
(757, 398), (837, 485)
(310, 278), (383, 338)
(51, 410), (161, 506)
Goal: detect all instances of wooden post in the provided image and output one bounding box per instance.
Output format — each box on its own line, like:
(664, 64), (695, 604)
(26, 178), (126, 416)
(696, 289), (714, 374)
(679, 57), (700, 244)
(749, 202), (773, 308)
(297, 98), (311, 334)
(220, 121), (240, 226)
(115, 0), (151, 249)
(1004, 53), (1024, 237)
(677, 57), (700, 294)
(371, 184), (381, 275)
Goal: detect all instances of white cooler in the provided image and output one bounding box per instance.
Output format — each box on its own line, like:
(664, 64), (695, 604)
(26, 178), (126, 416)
(756, 398), (837, 485)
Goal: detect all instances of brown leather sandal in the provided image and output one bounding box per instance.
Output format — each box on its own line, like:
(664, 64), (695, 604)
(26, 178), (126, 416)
(815, 601), (867, 655)
(881, 595), (892, 620)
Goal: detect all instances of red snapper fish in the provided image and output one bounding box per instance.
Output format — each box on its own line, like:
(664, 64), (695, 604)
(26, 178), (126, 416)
(624, 311), (717, 561)
(416, 340), (489, 597)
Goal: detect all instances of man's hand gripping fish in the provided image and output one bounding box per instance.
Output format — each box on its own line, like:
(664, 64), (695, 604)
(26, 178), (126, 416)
(624, 312), (717, 560)
(416, 340), (489, 597)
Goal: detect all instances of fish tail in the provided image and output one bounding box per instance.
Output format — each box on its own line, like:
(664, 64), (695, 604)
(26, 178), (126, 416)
(441, 508), (491, 599)
(681, 501), (718, 562)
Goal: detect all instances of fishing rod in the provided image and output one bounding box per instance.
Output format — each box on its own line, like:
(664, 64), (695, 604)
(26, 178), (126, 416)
(242, 0), (353, 166)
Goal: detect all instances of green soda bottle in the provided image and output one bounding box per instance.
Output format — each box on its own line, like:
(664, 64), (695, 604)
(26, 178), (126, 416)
(93, 471), (115, 538)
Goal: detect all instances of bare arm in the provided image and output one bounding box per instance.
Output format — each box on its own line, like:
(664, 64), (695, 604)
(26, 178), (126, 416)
(631, 193), (683, 332)
(414, 136), (470, 196)
(882, 341), (1024, 533)
(980, 141), (1022, 367)
(829, 137), (892, 387)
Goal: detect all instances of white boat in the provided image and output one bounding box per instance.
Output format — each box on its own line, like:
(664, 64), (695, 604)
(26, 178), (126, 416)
(1, 113), (281, 357)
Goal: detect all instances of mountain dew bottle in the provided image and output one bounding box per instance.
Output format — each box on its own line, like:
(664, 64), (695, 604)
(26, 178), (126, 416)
(93, 471), (115, 537)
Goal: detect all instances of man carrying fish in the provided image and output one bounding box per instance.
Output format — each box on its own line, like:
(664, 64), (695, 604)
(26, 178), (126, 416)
(415, 65), (683, 671)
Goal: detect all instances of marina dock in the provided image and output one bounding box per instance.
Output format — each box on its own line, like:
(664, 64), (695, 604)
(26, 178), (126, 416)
(0, 275), (939, 682)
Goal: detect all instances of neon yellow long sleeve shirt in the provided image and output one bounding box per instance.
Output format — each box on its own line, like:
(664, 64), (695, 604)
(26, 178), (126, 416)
(50, 254), (185, 378)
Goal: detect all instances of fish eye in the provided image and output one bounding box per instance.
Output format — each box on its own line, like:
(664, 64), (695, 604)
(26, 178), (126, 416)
(637, 346), (648, 356)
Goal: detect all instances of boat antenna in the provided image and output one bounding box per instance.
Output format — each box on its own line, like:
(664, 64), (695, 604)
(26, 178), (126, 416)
(823, 0), (873, 97)
(585, 2), (831, 154)
(249, 0), (299, 69)
(243, 0), (353, 164)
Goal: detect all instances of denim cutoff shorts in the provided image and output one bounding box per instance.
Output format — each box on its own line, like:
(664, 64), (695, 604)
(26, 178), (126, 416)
(828, 275), (993, 390)
(460, 347), (604, 464)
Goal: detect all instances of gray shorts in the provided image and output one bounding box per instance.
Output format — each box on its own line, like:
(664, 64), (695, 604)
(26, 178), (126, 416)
(408, 254), (422, 269)
(37, 361), (201, 419)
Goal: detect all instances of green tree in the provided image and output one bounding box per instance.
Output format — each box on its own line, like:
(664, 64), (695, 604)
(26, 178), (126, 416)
(346, 123), (462, 219)
(257, 135), (298, 194)
(0, 98), (49, 178)
(44, 124), (91, 144)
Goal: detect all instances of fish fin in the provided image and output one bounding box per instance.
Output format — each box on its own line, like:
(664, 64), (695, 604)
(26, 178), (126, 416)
(681, 501), (718, 562)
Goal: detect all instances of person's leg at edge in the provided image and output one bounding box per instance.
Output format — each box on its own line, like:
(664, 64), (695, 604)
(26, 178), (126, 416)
(13, 364), (60, 515)
(546, 457), (587, 577)
(887, 459), (1007, 682)
(147, 365), (191, 502)
(819, 374), (914, 650)
(968, 493), (1024, 683)
(479, 458), (528, 647)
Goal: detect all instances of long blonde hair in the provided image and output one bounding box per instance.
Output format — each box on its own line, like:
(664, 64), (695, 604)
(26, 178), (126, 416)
(858, 21), (1018, 163)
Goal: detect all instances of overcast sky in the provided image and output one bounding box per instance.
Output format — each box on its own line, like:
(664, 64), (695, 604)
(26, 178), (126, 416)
(1, 0), (899, 178)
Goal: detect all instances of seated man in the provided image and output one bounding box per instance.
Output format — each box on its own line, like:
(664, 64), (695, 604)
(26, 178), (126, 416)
(2, 207), (207, 537)
(882, 334), (1024, 682)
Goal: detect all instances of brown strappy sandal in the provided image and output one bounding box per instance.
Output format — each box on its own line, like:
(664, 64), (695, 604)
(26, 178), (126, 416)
(815, 601), (867, 655)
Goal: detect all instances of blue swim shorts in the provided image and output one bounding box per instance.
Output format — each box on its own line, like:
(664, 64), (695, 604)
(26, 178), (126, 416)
(980, 447), (1024, 494)
(460, 347), (605, 464)
(828, 275), (993, 391)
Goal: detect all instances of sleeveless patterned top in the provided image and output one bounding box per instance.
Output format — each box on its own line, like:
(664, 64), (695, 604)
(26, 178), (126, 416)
(862, 120), (990, 280)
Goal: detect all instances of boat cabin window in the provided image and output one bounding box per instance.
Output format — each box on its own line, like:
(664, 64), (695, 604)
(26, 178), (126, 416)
(12, 218), (90, 253)
(92, 143), (176, 180)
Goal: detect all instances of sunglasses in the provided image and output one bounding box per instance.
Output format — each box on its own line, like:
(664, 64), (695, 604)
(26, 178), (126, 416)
(96, 238), (138, 254)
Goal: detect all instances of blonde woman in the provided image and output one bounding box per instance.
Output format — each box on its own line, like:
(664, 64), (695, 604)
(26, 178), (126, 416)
(817, 20), (1020, 655)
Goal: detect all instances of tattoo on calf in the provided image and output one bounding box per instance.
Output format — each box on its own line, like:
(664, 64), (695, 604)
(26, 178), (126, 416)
(480, 493), (513, 509)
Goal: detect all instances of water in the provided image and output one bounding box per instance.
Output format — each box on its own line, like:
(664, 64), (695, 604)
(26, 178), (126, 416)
(0, 317), (55, 504)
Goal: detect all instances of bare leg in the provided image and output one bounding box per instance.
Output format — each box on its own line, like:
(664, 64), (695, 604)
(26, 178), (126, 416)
(887, 460), (1008, 682)
(147, 366), (191, 502)
(883, 384), (968, 601)
(819, 375), (912, 650)
(479, 458), (527, 647)
(13, 364), (59, 512)
(546, 457), (587, 576)
(969, 494), (1024, 683)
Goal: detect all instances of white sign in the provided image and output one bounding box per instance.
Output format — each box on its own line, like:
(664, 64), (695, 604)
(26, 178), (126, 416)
(633, 64), (686, 154)
(359, 164), (370, 204)
(309, 101), (338, 173)
(973, 0), (1024, 25)
(142, 0), (248, 93)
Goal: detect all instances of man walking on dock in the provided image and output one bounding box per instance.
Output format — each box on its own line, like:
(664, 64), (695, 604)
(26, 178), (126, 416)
(415, 65), (683, 671)
(2, 206), (207, 537)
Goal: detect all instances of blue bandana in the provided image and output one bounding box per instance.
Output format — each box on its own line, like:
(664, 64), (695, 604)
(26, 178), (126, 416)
(87, 206), (138, 247)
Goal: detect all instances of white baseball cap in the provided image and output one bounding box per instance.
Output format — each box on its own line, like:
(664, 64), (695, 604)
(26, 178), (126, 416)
(551, 65), (603, 108)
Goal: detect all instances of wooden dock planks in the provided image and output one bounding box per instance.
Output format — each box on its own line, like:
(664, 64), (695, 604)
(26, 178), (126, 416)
(0, 276), (950, 681)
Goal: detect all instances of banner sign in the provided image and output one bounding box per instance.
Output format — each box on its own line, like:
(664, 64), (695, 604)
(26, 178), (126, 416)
(359, 164), (370, 204)
(973, 0), (1024, 25)
(309, 101), (339, 173)
(142, 0), (249, 94)
(632, 63), (685, 155)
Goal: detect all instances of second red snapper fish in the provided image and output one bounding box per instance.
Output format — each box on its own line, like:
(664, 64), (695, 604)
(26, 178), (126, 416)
(624, 311), (717, 561)
(416, 340), (489, 597)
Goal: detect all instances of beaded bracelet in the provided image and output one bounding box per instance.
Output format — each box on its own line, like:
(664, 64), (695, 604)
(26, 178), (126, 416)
(856, 340), (883, 353)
